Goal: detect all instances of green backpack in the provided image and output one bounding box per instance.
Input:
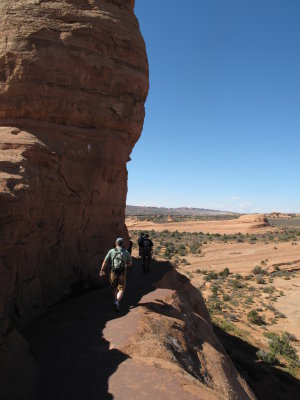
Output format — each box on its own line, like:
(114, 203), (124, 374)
(112, 248), (126, 274)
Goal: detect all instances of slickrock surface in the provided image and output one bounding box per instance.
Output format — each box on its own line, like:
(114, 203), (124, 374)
(0, 0), (148, 332)
(22, 260), (256, 400)
(126, 213), (273, 234)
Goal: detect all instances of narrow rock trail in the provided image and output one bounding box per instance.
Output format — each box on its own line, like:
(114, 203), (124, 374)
(22, 259), (255, 400)
(22, 259), (185, 400)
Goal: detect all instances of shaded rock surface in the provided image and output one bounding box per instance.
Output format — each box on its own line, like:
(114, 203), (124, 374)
(0, 0), (148, 332)
(22, 260), (256, 400)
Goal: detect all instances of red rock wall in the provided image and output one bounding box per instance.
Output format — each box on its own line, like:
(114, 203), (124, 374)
(0, 0), (149, 333)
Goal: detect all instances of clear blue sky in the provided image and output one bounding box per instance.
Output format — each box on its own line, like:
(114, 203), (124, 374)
(127, 0), (300, 213)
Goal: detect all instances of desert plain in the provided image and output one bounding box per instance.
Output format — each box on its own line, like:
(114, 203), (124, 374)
(127, 213), (300, 380)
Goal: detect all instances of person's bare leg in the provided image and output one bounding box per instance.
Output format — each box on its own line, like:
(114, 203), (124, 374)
(117, 289), (125, 302)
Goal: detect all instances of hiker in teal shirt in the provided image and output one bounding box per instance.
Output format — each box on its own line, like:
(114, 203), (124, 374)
(100, 238), (132, 312)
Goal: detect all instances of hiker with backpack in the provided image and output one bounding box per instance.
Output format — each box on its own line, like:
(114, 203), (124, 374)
(99, 237), (132, 312)
(141, 234), (153, 273)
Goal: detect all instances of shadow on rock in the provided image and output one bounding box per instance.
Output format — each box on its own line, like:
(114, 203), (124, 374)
(21, 258), (172, 399)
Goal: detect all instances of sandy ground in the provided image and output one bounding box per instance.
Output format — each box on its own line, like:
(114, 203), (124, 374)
(272, 276), (300, 339)
(126, 216), (274, 234)
(128, 216), (300, 361)
(184, 241), (300, 274)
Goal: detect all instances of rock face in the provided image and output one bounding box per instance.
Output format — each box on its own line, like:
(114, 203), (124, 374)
(0, 0), (148, 333)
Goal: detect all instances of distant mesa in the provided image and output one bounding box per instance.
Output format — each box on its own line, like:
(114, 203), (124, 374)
(126, 205), (237, 216)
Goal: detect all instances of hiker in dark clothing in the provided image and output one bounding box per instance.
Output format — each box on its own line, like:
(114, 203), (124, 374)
(137, 233), (145, 257)
(141, 234), (153, 273)
(99, 238), (132, 312)
(127, 237), (133, 255)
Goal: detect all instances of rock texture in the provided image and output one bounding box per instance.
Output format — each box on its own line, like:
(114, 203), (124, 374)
(0, 0), (148, 333)
(21, 261), (256, 399)
(105, 269), (256, 399)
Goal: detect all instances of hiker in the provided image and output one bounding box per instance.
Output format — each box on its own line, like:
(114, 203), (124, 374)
(99, 238), (132, 312)
(128, 237), (133, 255)
(137, 232), (145, 257)
(141, 233), (153, 273)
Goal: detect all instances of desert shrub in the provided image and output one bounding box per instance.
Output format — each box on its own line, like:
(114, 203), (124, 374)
(247, 310), (265, 325)
(256, 275), (265, 284)
(223, 294), (231, 302)
(262, 286), (275, 294)
(208, 298), (222, 312)
(229, 278), (244, 289)
(256, 349), (278, 365)
(190, 242), (201, 254)
(269, 318), (277, 324)
(164, 248), (173, 258)
(204, 271), (218, 281)
(244, 274), (252, 281)
(211, 284), (219, 296)
(284, 332), (298, 342)
(274, 310), (286, 319)
(178, 247), (187, 256)
(267, 333), (299, 361)
(181, 258), (190, 265)
(252, 266), (266, 275)
(195, 268), (202, 274)
(219, 267), (230, 278)
(154, 246), (161, 255)
(244, 296), (254, 304)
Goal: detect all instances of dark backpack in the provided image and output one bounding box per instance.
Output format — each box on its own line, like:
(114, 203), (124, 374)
(138, 236), (144, 246)
(142, 239), (152, 256)
(112, 249), (126, 274)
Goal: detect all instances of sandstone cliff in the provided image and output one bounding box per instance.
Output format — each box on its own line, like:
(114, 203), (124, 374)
(0, 0), (148, 333)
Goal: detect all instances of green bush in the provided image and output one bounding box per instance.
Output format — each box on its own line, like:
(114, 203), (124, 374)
(219, 267), (230, 278)
(190, 242), (201, 254)
(247, 310), (265, 325)
(244, 296), (254, 304)
(256, 349), (278, 365)
(267, 333), (299, 361)
(256, 275), (265, 284)
(252, 266), (266, 275)
(256, 350), (279, 365)
(230, 279), (244, 289)
(204, 271), (218, 281)
(223, 294), (231, 302)
(262, 286), (275, 294)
